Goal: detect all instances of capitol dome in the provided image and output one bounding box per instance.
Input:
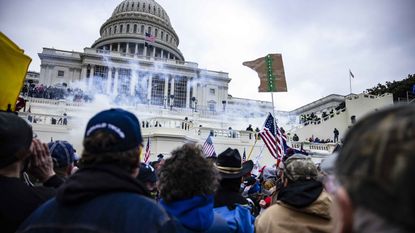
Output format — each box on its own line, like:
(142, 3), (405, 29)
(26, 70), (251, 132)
(91, 0), (184, 61)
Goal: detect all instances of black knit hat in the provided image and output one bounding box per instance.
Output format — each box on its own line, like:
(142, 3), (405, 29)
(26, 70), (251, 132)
(0, 112), (32, 168)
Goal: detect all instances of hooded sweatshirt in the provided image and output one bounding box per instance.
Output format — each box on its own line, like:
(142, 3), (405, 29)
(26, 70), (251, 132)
(255, 180), (333, 233)
(161, 195), (230, 233)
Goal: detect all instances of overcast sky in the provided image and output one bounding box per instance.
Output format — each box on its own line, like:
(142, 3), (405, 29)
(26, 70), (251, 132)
(1, 0), (414, 111)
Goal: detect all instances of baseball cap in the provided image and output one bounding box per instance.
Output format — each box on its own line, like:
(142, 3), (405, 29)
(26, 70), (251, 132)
(283, 154), (318, 182)
(84, 108), (143, 152)
(47, 140), (76, 168)
(0, 112), (32, 168)
(335, 105), (415, 231)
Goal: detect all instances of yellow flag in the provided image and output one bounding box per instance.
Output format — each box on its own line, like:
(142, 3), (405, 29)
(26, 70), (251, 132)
(0, 32), (32, 111)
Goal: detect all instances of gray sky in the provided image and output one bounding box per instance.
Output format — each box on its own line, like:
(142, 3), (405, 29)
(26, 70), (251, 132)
(1, 0), (414, 111)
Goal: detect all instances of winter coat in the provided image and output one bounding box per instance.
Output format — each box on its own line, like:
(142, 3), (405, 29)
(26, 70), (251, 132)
(0, 175), (62, 233)
(160, 195), (230, 233)
(17, 165), (177, 233)
(255, 180), (333, 233)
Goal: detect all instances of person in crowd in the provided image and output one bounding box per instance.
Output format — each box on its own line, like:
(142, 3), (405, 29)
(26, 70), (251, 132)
(214, 148), (255, 233)
(158, 143), (230, 233)
(255, 154), (333, 233)
(246, 124), (253, 139)
(332, 105), (415, 233)
(137, 162), (159, 200)
(333, 128), (339, 142)
(0, 112), (63, 233)
(47, 140), (78, 179)
(18, 108), (177, 233)
(293, 133), (299, 141)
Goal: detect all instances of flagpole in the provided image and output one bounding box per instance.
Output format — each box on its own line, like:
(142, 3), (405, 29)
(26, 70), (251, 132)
(349, 71), (352, 94)
(247, 137), (258, 160)
(271, 92), (279, 164)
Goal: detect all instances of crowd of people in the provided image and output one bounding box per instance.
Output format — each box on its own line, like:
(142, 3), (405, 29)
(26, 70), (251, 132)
(1, 105), (414, 233)
(21, 84), (92, 102)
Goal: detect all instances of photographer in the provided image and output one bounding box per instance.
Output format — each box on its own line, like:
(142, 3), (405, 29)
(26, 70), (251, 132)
(0, 112), (63, 233)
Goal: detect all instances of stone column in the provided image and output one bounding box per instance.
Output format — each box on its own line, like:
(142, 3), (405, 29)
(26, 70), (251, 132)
(147, 75), (153, 103)
(144, 45), (147, 57)
(40, 65), (47, 84)
(135, 43), (138, 56)
(161, 49), (164, 59)
(164, 75), (169, 97)
(114, 68), (119, 95)
(152, 46), (156, 57)
(170, 76), (175, 95)
(117, 43), (121, 52)
(186, 77), (191, 108)
(126, 43), (129, 54)
(89, 65), (94, 90)
(109, 44), (112, 51)
(106, 68), (112, 94)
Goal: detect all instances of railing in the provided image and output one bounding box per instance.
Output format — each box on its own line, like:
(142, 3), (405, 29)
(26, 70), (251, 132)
(291, 142), (337, 154)
(18, 112), (70, 126)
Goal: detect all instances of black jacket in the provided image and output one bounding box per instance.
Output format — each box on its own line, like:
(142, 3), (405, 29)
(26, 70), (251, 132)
(0, 174), (62, 233)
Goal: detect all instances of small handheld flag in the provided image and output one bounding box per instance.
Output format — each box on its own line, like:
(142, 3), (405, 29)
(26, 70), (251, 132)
(143, 138), (151, 163)
(202, 135), (216, 157)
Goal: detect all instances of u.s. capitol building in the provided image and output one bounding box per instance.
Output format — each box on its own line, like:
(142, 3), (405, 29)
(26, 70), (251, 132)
(37, 0), (272, 115)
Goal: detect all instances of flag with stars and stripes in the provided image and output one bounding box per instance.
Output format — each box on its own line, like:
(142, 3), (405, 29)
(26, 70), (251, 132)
(202, 135), (216, 157)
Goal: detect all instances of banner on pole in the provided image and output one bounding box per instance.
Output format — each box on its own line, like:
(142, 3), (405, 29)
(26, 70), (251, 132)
(243, 54), (287, 93)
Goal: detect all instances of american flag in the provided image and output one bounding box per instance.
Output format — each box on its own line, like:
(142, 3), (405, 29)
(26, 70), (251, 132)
(202, 135), (216, 157)
(259, 113), (284, 161)
(143, 138), (151, 163)
(145, 32), (156, 43)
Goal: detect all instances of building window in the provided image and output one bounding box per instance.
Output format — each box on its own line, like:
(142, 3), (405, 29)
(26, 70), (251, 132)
(120, 25), (123, 33)
(208, 101), (216, 112)
(151, 76), (165, 106)
(148, 26), (151, 34)
(209, 88), (215, 95)
(161, 31), (164, 40)
(133, 24), (137, 33)
(141, 25), (144, 34)
(118, 68), (131, 95)
(93, 66), (108, 93)
(58, 70), (64, 77)
(166, 34), (168, 42)
(126, 24), (130, 33)
(155, 29), (158, 37)
(114, 26), (117, 33)
(174, 76), (187, 108)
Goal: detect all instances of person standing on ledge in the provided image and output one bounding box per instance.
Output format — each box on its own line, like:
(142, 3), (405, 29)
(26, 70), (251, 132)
(333, 128), (339, 143)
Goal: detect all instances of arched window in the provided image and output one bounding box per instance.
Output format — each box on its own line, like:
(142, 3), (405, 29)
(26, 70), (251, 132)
(126, 2), (129, 9)
(120, 24), (123, 33)
(127, 24), (130, 33)
(133, 24), (137, 33)
(155, 29), (158, 37)
(138, 3), (140, 9)
(166, 34), (168, 41)
(161, 31), (164, 39)
(153, 6), (156, 13)
(148, 5), (151, 11)
(148, 26), (151, 34)
(114, 25), (117, 33)
(132, 3), (134, 9)
(158, 8), (160, 16)
(141, 25), (144, 34)
(143, 3), (145, 10)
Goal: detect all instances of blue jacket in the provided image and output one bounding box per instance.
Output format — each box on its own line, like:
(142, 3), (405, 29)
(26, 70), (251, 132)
(161, 195), (231, 233)
(17, 165), (177, 233)
(214, 205), (255, 233)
